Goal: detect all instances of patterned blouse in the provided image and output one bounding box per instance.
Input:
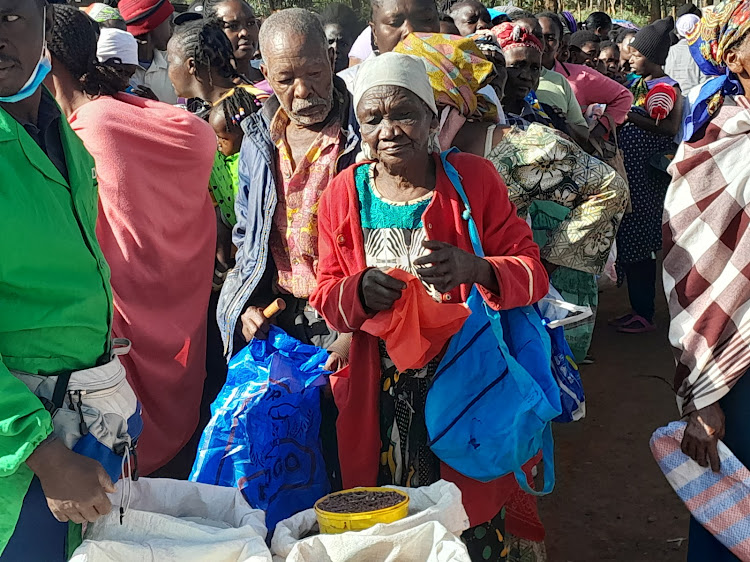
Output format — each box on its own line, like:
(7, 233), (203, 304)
(355, 163), (442, 489)
(488, 123), (630, 275)
(269, 108), (343, 299)
(357, 164), (440, 300)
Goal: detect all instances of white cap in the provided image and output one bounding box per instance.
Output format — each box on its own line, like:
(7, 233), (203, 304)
(97, 28), (139, 66)
(675, 14), (700, 39)
(353, 52), (438, 117)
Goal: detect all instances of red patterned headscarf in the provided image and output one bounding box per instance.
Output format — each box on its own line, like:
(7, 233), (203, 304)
(492, 22), (544, 53)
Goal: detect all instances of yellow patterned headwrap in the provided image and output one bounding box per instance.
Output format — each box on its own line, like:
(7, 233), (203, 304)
(394, 32), (498, 123)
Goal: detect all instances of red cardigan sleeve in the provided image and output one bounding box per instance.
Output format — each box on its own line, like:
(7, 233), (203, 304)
(310, 171), (374, 333)
(471, 156), (549, 310)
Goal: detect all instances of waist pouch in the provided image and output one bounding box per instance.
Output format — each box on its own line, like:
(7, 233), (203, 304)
(12, 339), (143, 482)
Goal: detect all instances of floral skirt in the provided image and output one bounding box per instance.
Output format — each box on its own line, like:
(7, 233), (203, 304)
(376, 340), (511, 561)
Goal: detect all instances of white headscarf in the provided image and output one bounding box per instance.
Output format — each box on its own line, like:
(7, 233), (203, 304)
(353, 52), (438, 117)
(676, 13), (700, 39)
(97, 28), (139, 66)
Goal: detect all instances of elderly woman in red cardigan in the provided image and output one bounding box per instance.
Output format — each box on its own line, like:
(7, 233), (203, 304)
(310, 52), (549, 561)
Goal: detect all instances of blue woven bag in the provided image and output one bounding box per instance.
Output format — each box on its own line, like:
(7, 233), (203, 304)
(425, 150), (562, 495)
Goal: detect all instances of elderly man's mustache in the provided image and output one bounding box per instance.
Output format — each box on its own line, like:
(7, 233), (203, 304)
(291, 96), (329, 114)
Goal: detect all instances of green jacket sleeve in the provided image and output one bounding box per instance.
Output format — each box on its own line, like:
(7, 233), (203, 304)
(0, 354), (53, 553)
(0, 354), (53, 477)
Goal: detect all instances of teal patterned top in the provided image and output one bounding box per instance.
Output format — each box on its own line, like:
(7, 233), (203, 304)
(354, 163), (439, 302)
(355, 164), (431, 229)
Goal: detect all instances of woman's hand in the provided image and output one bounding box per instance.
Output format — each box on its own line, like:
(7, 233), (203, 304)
(414, 240), (498, 294)
(324, 352), (347, 372)
(359, 269), (407, 312)
(681, 403), (726, 473)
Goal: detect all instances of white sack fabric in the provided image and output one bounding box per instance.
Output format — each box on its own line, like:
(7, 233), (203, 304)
(271, 480), (470, 562)
(71, 478), (271, 562)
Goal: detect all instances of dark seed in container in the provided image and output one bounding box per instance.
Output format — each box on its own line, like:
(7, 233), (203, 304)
(317, 490), (405, 514)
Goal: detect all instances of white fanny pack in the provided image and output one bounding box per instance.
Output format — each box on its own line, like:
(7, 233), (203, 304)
(12, 338), (143, 481)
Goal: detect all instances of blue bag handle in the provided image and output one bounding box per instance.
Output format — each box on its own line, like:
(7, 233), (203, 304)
(439, 149), (555, 496)
(439, 149), (485, 258)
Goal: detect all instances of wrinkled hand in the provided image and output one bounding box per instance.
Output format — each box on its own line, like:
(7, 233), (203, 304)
(681, 403), (726, 472)
(241, 306), (272, 341)
(414, 240), (496, 294)
(27, 439), (115, 524)
(360, 269), (406, 312)
(132, 85), (158, 101)
(324, 351), (347, 372)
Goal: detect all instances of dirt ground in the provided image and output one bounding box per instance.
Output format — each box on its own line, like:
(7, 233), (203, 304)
(539, 282), (690, 562)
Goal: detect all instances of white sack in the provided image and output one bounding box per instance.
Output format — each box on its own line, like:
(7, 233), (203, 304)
(71, 478), (271, 562)
(271, 480), (470, 562)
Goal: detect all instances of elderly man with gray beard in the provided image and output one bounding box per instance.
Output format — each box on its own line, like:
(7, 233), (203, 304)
(217, 7), (360, 487)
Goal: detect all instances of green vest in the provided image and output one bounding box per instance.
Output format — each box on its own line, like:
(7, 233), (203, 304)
(0, 97), (113, 554)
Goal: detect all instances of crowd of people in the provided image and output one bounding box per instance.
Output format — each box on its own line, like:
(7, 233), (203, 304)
(1, 0), (750, 560)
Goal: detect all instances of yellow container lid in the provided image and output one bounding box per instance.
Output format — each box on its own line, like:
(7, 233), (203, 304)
(314, 487), (410, 534)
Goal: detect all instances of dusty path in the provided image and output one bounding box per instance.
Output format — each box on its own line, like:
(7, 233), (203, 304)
(539, 283), (690, 562)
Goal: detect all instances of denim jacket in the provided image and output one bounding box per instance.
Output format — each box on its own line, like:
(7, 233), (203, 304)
(217, 76), (361, 358)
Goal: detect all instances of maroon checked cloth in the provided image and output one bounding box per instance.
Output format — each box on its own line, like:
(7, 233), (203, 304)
(663, 95), (750, 415)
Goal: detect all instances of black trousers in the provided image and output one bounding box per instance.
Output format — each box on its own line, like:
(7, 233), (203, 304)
(0, 478), (68, 561)
(624, 258), (656, 322)
(687, 372), (750, 561)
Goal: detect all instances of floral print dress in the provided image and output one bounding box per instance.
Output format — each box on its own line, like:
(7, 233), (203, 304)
(488, 123), (629, 275)
(488, 123), (630, 361)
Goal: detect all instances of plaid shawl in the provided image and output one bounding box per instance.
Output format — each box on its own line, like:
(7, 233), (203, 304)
(663, 95), (750, 415)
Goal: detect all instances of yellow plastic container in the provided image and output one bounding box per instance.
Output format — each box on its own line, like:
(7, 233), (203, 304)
(314, 487), (410, 534)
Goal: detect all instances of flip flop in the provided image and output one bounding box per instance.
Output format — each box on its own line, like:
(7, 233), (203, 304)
(617, 314), (656, 334)
(608, 312), (634, 327)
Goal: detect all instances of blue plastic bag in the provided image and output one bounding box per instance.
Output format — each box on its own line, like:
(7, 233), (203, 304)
(425, 150), (562, 496)
(545, 320), (586, 423)
(189, 326), (330, 533)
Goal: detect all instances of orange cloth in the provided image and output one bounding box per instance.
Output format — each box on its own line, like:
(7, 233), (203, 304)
(361, 269), (470, 371)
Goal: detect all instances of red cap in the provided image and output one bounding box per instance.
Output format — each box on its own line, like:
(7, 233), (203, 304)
(119, 0), (174, 37)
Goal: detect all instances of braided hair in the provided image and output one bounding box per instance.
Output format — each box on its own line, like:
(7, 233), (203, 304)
(214, 85), (262, 131)
(48, 4), (128, 97)
(170, 18), (246, 84)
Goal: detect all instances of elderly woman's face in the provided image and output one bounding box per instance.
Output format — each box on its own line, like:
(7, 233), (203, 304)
(357, 85), (435, 169)
(503, 46), (542, 102)
(726, 33), (750, 95)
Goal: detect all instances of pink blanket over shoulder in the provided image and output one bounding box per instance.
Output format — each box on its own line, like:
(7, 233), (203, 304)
(70, 94), (217, 473)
